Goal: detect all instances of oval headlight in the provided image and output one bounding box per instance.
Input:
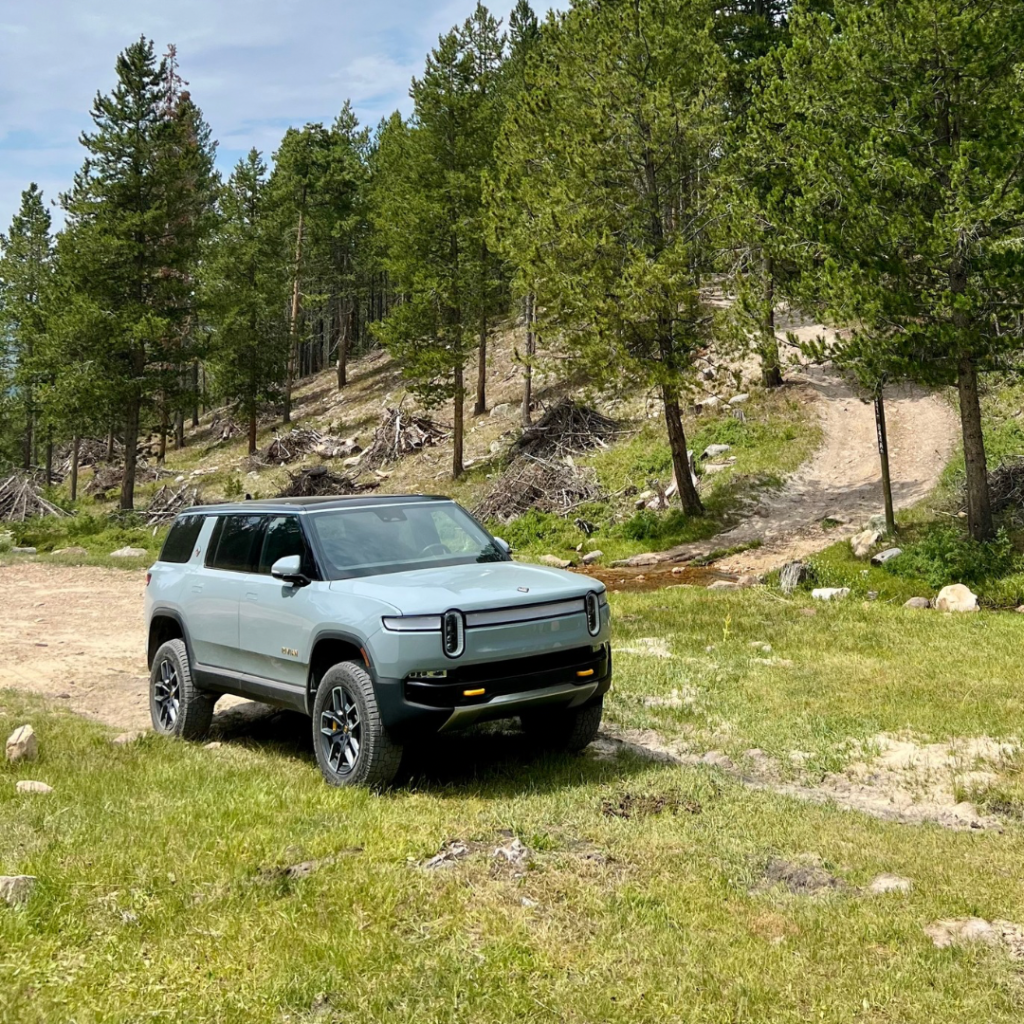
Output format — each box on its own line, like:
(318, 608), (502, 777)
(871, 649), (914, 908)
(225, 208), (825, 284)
(442, 609), (465, 658)
(585, 592), (601, 636)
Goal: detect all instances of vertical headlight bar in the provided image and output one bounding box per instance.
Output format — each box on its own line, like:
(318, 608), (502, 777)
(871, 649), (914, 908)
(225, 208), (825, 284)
(585, 592), (601, 636)
(442, 609), (465, 658)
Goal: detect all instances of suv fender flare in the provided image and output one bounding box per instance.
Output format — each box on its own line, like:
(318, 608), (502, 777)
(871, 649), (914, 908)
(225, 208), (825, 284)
(147, 606), (197, 670)
(306, 628), (373, 717)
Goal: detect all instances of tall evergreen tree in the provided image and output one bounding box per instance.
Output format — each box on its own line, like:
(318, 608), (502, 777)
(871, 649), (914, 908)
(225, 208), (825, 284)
(0, 183), (53, 470)
(205, 151), (289, 454)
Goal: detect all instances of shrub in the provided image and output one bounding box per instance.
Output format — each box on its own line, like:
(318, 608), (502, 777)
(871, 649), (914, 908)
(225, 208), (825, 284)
(883, 526), (1021, 590)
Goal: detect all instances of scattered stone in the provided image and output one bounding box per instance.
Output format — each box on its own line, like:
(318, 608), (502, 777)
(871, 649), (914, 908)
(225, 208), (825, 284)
(697, 396), (721, 411)
(53, 546), (89, 556)
(625, 552), (662, 567)
(581, 550), (603, 565)
(0, 875), (36, 907)
(729, 393), (750, 405)
(701, 444), (732, 460)
(708, 580), (742, 591)
(935, 584), (980, 613)
(868, 874), (913, 895)
(110, 730), (147, 746)
(736, 574), (760, 588)
(904, 597), (932, 610)
(812, 588), (851, 602)
(6, 725), (37, 763)
(924, 917), (1024, 960)
(780, 561), (812, 596)
(15, 780), (53, 794)
(109, 546), (147, 558)
(635, 490), (656, 509)
(11, 546), (37, 555)
(871, 548), (903, 566)
(850, 528), (882, 559)
(538, 554), (572, 569)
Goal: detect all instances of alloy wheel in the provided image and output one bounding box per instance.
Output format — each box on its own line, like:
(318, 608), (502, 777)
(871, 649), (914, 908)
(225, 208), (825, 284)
(319, 686), (362, 775)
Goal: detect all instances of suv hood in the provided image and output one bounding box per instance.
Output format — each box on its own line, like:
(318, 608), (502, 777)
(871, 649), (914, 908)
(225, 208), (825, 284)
(329, 561), (603, 616)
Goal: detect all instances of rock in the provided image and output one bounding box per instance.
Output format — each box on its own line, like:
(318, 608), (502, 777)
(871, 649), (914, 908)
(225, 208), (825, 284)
(703, 462), (735, 475)
(736, 575), (760, 588)
(0, 875), (36, 907)
(904, 597), (932, 610)
(812, 588), (851, 601)
(539, 555), (572, 569)
(110, 546), (147, 558)
(6, 725), (37, 763)
(850, 528), (882, 559)
(1016, 605), (1024, 614)
(175, 474), (185, 483)
(16, 780), (53, 794)
(924, 917), (1024, 960)
(708, 580), (742, 591)
(698, 396), (721, 411)
(489, 403), (512, 418)
(701, 444), (732, 460)
(582, 550), (603, 565)
(11, 546), (37, 555)
(203, 741), (222, 750)
(625, 552), (662, 567)
(935, 584), (980, 613)
(110, 730), (147, 746)
(53, 546), (89, 556)
(871, 548), (902, 566)
(780, 561), (812, 596)
(868, 874), (913, 895)
(635, 490), (656, 509)
(728, 393), (750, 405)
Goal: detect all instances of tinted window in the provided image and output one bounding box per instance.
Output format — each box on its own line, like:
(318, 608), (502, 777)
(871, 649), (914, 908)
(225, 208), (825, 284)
(207, 515), (265, 573)
(258, 516), (311, 575)
(160, 514), (205, 564)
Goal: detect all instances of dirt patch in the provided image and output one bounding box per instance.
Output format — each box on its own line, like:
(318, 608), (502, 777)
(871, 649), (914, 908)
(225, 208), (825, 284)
(924, 918), (1024, 960)
(756, 855), (845, 896)
(421, 833), (533, 878)
(601, 792), (702, 820)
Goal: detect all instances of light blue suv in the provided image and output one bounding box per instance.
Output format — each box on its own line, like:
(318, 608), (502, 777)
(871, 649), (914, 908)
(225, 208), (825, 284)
(144, 496), (612, 786)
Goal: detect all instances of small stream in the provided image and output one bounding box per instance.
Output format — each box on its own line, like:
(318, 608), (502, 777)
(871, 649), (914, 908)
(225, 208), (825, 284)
(572, 562), (738, 593)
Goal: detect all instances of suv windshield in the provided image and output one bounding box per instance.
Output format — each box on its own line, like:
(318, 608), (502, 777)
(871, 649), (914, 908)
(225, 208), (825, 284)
(305, 501), (507, 580)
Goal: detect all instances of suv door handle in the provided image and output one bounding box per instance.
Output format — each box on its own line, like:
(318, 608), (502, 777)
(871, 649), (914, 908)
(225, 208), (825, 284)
(191, 584), (203, 594)
(245, 592), (258, 603)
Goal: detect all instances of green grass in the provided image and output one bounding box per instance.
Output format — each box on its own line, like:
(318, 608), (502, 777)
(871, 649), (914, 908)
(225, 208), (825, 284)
(4, 586), (1024, 1023)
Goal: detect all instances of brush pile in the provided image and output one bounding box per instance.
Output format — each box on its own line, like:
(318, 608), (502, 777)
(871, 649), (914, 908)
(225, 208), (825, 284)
(52, 437), (116, 480)
(0, 474), (68, 521)
(512, 399), (620, 460)
(144, 484), (203, 526)
(85, 462), (168, 496)
(361, 408), (449, 470)
(277, 465), (378, 499)
(475, 456), (602, 524)
(253, 428), (361, 466)
(987, 457), (1024, 525)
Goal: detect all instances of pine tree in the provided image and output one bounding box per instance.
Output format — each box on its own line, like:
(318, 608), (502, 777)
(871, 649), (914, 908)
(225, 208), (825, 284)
(764, 0), (1024, 540)
(205, 151), (289, 454)
(494, 0), (727, 515)
(0, 183), (53, 470)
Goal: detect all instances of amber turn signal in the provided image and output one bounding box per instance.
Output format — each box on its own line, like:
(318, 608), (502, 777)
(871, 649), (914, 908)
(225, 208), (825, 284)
(463, 688), (486, 697)
(576, 669), (595, 678)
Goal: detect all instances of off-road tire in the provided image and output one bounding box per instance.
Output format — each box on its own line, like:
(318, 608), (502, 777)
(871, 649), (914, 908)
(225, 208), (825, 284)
(521, 696), (604, 752)
(312, 661), (403, 788)
(149, 639), (214, 740)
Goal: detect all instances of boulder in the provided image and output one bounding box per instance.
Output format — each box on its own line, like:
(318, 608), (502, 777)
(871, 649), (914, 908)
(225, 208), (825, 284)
(708, 580), (742, 591)
(870, 548), (902, 566)
(539, 555), (573, 569)
(812, 588), (851, 602)
(110, 546), (147, 558)
(701, 444), (732, 460)
(6, 725), (37, 763)
(581, 550), (604, 566)
(780, 561), (812, 596)
(53, 546), (89, 556)
(11, 546), (37, 555)
(698, 396), (721, 412)
(850, 528), (882, 559)
(0, 875), (36, 907)
(635, 490), (656, 509)
(15, 780), (53, 795)
(904, 597), (932, 610)
(935, 584), (980, 613)
(728, 393), (750, 406)
(489, 403), (512, 418)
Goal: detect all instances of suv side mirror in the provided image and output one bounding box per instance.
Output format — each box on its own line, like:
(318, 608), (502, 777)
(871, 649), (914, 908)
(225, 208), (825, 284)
(271, 554), (310, 587)
(493, 537), (511, 558)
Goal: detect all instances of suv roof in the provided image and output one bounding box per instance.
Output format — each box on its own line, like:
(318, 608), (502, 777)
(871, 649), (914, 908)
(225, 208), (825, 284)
(182, 494), (453, 515)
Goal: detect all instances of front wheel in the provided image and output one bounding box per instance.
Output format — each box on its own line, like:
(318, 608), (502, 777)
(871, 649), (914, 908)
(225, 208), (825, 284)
(312, 661), (403, 788)
(521, 696), (604, 752)
(149, 639), (214, 740)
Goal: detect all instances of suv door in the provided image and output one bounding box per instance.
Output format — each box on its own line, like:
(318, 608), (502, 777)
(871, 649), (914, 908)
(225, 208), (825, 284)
(237, 514), (323, 696)
(188, 513), (265, 673)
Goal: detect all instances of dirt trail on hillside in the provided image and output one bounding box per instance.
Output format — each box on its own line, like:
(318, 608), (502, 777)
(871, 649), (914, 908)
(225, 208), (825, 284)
(639, 329), (960, 573)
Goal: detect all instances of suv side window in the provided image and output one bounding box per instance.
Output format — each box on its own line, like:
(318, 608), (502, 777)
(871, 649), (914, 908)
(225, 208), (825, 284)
(206, 515), (265, 573)
(258, 516), (313, 575)
(160, 514), (204, 563)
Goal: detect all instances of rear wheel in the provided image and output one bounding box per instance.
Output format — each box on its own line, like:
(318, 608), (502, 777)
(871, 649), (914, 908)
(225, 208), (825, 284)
(521, 696), (604, 752)
(312, 661), (403, 788)
(149, 639), (214, 740)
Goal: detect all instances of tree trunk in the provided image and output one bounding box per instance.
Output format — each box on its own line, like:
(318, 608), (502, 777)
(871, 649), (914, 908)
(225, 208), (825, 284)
(120, 395), (140, 510)
(521, 291), (535, 428)
(874, 389), (896, 535)
(70, 434), (80, 502)
(22, 408), (33, 471)
(44, 434), (53, 487)
(284, 208), (305, 424)
(761, 255), (784, 388)
(158, 404), (167, 465)
(174, 409), (185, 450)
(474, 311), (487, 416)
(662, 386), (703, 515)
(106, 426), (115, 462)
(248, 411), (257, 456)
(452, 362), (465, 480)
(336, 300), (350, 389)
(957, 355), (993, 541)
(191, 362), (200, 427)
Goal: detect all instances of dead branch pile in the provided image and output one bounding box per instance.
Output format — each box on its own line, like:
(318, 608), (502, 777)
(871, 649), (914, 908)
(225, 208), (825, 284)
(0, 474), (68, 521)
(209, 413), (244, 442)
(145, 484), (203, 526)
(86, 462), (168, 496)
(53, 437), (117, 480)
(253, 428), (361, 466)
(475, 456), (602, 525)
(361, 409), (449, 470)
(987, 458), (1024, 525)
(512, 399), (620, 461)
(277, 465), (378, 499)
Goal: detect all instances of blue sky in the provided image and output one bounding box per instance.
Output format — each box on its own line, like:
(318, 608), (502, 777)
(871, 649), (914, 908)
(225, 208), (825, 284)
(0, 0), (567, 231)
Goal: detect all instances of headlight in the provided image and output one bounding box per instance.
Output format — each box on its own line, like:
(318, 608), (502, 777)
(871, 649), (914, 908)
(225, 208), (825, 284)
(381, 615), (442, 632)
(442, 610), (465, 658)
(585, 591), (601, 636)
